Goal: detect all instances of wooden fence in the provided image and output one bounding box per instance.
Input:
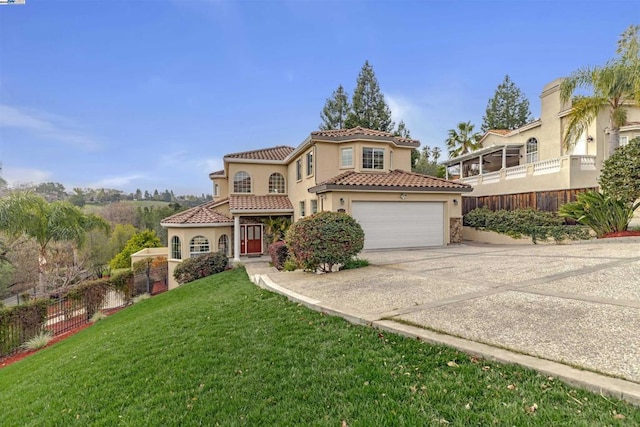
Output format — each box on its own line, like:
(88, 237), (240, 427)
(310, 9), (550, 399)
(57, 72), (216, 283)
(462, 188), (598, 215)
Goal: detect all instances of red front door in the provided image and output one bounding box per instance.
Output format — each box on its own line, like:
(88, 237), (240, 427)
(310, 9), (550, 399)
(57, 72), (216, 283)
(241, 225), (262, 255)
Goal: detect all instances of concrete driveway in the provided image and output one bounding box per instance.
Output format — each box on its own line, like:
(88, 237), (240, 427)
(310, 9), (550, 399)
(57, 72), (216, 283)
(246, 238), (640, 402)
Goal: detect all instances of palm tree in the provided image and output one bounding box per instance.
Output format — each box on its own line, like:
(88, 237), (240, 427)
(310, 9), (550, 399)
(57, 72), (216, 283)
(445, 121), (482, 158)
(560, 25), (639, 155)
(0, 192), (110, 294)
(431, 147), (442, 163)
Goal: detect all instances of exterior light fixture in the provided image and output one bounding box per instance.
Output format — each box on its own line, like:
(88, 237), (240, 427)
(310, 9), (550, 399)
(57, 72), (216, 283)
(400, 193), (407, 200)
(339, 197), (345, 205)
(587, 135), (594, 143)
(453, 199), (459, 206)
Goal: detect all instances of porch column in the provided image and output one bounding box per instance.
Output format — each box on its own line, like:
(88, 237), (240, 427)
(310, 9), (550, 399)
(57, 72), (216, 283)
(459, 161), (463, 177)
(445, 165), (449, 180)
(233, 215), (241, 262)
(479, 154), (483, 175)
(502, 146), (507, 169)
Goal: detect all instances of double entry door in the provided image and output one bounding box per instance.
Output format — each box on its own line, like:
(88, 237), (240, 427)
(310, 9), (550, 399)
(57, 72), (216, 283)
(240, 224), (263, 255)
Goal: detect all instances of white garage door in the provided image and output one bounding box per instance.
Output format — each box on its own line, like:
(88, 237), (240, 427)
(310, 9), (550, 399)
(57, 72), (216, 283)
(352, 201), (444, 250)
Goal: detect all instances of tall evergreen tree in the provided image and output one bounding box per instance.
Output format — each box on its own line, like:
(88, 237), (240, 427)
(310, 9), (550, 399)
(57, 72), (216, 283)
(319, 85), (350, 130)
(345, 61), (395, 132)
(394, 120), (411, 138)
(481, 75), (532, 132)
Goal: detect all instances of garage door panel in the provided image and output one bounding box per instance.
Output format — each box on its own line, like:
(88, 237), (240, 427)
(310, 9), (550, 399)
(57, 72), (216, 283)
(352, 201), (444, 250)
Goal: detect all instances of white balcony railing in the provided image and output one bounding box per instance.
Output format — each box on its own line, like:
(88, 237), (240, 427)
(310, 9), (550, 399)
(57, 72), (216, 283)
(453, 155), (597, 188)
(533, 158), (561, 175)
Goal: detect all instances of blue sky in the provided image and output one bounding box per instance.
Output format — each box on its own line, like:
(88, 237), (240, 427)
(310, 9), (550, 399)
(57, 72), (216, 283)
(0, 0), (637, 195)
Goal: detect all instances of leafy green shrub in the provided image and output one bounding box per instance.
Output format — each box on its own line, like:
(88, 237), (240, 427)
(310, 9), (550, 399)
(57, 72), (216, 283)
(109, 269), (133, 301)
(109, 230), (162, 269)
(340, 258), (370, 270)
(464, 207), (590, 243)
(268, 241), (288, 270)
(0, 299), (48, 357)
(283, 259), (298, 271)
(559, 191), (638, 238)
(68, 279), (111, 321)
(173, 252), (229, 284)
(286, 211), (364, 272)
(21, 330), (53, 351)
(599, 137), (640, 204)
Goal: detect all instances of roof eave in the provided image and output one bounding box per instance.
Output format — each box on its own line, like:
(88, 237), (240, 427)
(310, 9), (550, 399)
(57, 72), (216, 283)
(223, 158), (287, 165)
(229, 208), (294, 214)
(311, 135), (419, 148)
(160, 222), (233, 228)
(309, 184), (472, 193)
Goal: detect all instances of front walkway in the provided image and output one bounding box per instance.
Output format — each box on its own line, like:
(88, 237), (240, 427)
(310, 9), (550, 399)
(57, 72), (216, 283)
(245, 238), (640, 405)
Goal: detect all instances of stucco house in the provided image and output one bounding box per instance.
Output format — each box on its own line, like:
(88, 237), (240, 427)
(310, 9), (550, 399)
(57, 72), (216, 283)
(161, 127), (472, 288)
(443, 78), (640, 213)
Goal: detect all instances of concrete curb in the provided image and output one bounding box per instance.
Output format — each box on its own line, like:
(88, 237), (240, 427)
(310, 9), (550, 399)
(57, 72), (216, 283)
(254, 272), (640, 407)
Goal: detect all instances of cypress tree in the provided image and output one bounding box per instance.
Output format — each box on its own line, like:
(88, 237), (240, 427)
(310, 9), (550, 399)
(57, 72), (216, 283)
(319, 85), (350, 130)
(345, 61), (395, 132)
(481, 75), (532, 132)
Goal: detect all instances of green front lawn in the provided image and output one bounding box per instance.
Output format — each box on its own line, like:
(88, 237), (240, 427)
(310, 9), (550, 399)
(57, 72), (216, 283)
(1, 269), (637, 425)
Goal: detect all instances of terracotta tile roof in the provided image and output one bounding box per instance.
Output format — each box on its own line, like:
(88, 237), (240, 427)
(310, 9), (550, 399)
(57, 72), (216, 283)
(310, 126), (419, 147)
(310, 170), (472, 192)
(229, 195), (294, 212)
(161, 199), (233, 225)
(210, 169), (225, 176)
(224, 145), (295, 161)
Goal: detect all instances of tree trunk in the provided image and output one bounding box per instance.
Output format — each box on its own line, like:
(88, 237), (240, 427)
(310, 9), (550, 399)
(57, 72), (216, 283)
(38, 248), (47, 295)
(609, 126), (620, 156)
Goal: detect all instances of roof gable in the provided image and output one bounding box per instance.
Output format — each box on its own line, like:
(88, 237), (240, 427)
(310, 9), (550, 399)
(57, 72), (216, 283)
(310, 126), (419, 147)
(160, 199), (233, 226)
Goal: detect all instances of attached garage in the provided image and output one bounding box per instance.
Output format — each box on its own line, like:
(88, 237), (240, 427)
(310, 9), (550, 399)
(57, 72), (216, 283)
(351, 201), (445, 250)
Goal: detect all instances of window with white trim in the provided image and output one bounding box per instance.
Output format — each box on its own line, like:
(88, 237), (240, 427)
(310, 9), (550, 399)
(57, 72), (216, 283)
(363, 147), (384, 170)
(171, 236), (181, 259)
(310, 199), (318, 214)
(620, 136), (629, 146)
(306, 151), (313, 176)
(340, 147), (353, 167)
(526, 138), (538, 163)
(218, 235), (229, 255)
(269, 173), (286, 193)
(214, 183), (219, 197)
(189, 235), (210, 258)
(299, 201), (306, 217)
(296, 159), (302, 181)
(233, 171), (251, 193)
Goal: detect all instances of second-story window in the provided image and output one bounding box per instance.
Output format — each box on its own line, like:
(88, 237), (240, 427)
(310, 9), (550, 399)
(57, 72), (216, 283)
(526, 138), (538, 163)
(269, 173), (286, 193)
(306, 151), (313, 176)
(214, 183), (219, 197)
(363, 147), (384, 170)
(296, 159), (302, 180)
(233, 171), (251, 193)
(341, 147), (353, 167)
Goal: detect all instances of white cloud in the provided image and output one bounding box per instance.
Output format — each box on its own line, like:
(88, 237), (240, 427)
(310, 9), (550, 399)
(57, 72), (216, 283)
(4, 166), (53, 187)
(0, 104), (102, 151)
(88, 174), (147, 189)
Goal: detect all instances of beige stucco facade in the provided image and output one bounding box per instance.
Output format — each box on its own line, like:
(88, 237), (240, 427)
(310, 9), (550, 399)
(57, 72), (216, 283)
(162, 127), (471, 289)
(444, 78), (640, 198)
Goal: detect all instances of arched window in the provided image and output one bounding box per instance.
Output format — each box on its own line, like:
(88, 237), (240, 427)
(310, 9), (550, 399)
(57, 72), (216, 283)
(269, 173), (286, 193)
(189, 235), (210, 258)
(218, 234), (229, 255)
(171, 236), (181, 259)
(233, 171), (252, 193)
(526, 138), (538, 163)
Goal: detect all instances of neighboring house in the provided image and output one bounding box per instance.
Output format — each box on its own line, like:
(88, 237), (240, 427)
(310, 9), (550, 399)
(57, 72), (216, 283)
(161, 127), (471, 288)
(443, 78), (640, 212)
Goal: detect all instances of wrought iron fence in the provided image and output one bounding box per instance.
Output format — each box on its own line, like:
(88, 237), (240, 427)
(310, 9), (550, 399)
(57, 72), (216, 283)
(1, 288), (129, 359)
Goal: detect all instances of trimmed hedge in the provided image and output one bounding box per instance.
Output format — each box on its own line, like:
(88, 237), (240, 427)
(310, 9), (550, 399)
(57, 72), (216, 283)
(268, 241), (289, 271)
(286, 211), (364, 272)
(0, 299), (48, 357)
(464, 207), (590, 243)
(173, 252), (228, 284)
